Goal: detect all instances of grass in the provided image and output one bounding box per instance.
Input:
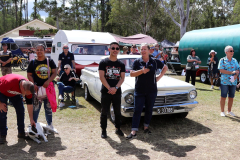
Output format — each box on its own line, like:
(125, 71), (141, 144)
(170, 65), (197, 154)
(1, 68), (240, 159)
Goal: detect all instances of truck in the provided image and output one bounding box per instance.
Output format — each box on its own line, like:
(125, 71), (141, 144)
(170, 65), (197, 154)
(178, 24), (240, 83)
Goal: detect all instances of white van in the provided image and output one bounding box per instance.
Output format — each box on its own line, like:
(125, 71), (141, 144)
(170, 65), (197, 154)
(51, 30), (116, 76)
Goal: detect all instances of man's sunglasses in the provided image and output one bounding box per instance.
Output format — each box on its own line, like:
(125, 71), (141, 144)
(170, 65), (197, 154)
(111, 47), (119, 50)
(132, 47), (136, 48)
(229, 50), (234, 52)
(63, 47), (69, 49)
(64, 68), (68, 70)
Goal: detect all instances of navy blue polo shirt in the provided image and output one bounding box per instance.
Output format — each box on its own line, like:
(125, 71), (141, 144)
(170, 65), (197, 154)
(58, 51), (75, 71)
(132, 57), (164, 94)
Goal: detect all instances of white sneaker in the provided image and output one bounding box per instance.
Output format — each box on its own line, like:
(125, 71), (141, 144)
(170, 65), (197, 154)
(210, 85), (214, 89)
(220, 112), (225, 117)
(59, 102), (65, 108)
(227, 111), (235, 117)
(58, 95), (63, 100)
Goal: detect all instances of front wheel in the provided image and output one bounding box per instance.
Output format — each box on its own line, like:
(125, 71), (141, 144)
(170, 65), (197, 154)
(109, 104), (128, 124)
(200, 72), (208, 83)
(84, 85), (92, 101)
(20, 59), (29, 71)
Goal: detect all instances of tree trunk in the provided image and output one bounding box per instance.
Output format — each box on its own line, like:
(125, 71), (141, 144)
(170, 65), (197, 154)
(20, 0), (22, 25)
(89, 1), (92, 30)
(26, 0), (28, 22)
(56, 16), (59, 29)
(15, 0), (18, 27)
(34, 0), (37, 19)
(101, 0), (105, 32)
(96, 0), (98, 31)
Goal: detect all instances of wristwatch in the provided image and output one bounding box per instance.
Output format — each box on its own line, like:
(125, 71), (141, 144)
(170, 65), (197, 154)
(115, 86), (118, 89)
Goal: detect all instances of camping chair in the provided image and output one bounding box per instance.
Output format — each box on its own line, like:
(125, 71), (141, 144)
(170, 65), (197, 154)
(57, 80), (81, 105)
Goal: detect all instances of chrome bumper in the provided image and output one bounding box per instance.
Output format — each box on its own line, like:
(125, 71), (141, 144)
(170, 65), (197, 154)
(121, 101), (198, 117)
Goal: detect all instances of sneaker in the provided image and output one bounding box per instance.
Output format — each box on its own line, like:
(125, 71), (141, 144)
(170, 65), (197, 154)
(0, 135), (6, 144)
(220, 112), (225, 117)
(144, 128), (152, 134)
(58, 95), (63, 100)
(126, 133), (137, 140)
(59, 102), (65, 108)
(227, 111), (235, 117)
(101, 130), (107, 138)
(210, 85), (214, 89)
(115, 129), (124, 136)
(18, 132), (26, 139)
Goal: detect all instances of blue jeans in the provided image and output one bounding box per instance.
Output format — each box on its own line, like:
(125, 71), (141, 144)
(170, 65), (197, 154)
(221, 84), (236, 98)
(58, 82), (74, 102)
(33, 98), (52, 125)
(132, 92), (157, 131)
(0, 93), (25, 136)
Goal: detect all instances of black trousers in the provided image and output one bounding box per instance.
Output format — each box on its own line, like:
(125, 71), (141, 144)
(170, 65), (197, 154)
(100, 93), (121, 130)
(185, 70), (197, 86)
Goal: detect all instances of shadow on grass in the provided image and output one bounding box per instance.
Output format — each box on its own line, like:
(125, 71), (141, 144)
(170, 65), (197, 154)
(196, 88), (213, 91)
(225, 115), (240, 122)
(105, 115), (212, 159)
(0, 135), (66, 159)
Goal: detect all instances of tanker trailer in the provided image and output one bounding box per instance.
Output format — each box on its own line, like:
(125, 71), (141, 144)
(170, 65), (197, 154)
(179, 24), (240, 83)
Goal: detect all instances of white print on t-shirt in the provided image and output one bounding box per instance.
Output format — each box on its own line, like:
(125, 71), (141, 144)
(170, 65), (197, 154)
(7, 90), (21, 95)
(105, 66), (121, 80)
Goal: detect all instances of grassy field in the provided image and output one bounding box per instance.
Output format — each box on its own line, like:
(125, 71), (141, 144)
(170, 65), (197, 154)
(1, 68), (240, 159)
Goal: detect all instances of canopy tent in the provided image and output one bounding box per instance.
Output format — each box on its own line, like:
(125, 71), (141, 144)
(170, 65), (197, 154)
(161, 39), (175, 48)
(112, 34), (157, 45)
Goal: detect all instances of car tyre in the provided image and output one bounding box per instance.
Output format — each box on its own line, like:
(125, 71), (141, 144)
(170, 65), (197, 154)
(84, 85), (92, 101)
(109, 104), (128, 124)
(174, 112), (188, 118)
(200, 72), (208, 84)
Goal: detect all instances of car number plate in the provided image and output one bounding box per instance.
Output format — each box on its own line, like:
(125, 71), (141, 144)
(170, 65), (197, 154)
(157, 107), (174, 114)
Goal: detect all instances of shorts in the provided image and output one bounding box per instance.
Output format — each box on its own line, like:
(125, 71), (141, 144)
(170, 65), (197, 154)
(1, 67), (12, 76)
(221, 85), (236, 98)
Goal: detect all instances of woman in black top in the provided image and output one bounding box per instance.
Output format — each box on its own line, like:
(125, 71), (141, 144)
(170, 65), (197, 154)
(27, 44), (57, 129)
(207, 50), (219, 89)
(57, 64), (79, 107)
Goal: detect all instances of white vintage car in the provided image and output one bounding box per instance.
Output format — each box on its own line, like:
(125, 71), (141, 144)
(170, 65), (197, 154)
(80, 55), (198, 122)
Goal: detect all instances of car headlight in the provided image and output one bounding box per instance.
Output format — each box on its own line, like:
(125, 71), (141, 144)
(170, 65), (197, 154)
(124, 93), (134, 104)
(189, 90), (197, 99)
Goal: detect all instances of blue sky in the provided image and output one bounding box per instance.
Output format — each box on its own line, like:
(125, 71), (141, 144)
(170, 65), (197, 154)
(28, 0), (71, 21)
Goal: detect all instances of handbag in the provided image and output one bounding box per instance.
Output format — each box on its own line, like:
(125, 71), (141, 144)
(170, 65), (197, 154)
(37, 86), (47, 100)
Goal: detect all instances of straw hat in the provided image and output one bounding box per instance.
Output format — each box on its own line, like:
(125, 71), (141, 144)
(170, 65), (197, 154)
(209, 50), (217, 55)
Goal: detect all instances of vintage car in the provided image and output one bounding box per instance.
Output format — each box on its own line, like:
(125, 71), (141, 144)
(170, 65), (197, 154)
(80, 55), (198, 122)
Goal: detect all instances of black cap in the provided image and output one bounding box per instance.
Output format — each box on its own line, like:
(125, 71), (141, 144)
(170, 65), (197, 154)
(132, 44), (137, 48)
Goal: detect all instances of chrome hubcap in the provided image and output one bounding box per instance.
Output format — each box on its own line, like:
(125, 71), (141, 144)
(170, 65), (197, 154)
(201, 73), (206, 82)
(110, 105), (115, 122)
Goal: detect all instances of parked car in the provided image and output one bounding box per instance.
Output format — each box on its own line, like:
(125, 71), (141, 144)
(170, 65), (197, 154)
(80, 55), (198, 122)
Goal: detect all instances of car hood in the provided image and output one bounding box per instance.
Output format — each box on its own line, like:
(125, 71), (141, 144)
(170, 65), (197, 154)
(121, 76), (195, 92)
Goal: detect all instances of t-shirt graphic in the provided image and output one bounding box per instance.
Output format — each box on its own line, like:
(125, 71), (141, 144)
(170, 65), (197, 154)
(106, 66), (121, 80)
(35, 64), (51, 79)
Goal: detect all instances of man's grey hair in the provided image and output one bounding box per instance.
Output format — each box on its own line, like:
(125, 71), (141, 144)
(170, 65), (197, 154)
(23, 81), (35, 94)
(64, 64), (72, 70)
(63, 43), (68, 47)
(225, 45), (233, 53)
(140, 43), (150, 50)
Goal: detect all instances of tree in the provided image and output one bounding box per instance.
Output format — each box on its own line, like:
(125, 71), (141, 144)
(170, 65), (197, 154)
(161, 0), (190, 38)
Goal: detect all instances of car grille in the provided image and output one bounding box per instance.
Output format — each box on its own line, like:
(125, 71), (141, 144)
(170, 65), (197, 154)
(154, 93), (189, 106)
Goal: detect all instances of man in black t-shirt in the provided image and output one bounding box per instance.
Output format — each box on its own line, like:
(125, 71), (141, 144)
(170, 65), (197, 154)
(57, 44), (75, 75)
(98, 42), (125, 138)
(0, 43), (12, 76)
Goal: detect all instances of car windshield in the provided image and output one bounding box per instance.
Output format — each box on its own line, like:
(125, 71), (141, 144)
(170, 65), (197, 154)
(119, 58), (136, 73)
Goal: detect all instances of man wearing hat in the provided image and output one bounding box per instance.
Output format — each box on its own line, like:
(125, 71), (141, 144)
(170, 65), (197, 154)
(0, 74), (36, 144)
(207, 50), (219, 89)
(0, 43), (12, 76)
(130, 44), (140, 55)
(149, 44), (155, 58)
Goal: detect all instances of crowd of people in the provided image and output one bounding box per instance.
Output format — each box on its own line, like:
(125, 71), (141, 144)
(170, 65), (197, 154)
(0, 40), (239, 144)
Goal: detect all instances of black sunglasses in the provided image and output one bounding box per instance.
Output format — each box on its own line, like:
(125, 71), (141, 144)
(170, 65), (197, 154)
(111, 47), (119, 50)
(229, 50), (234, 52)
(64, 68), (68, 70)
